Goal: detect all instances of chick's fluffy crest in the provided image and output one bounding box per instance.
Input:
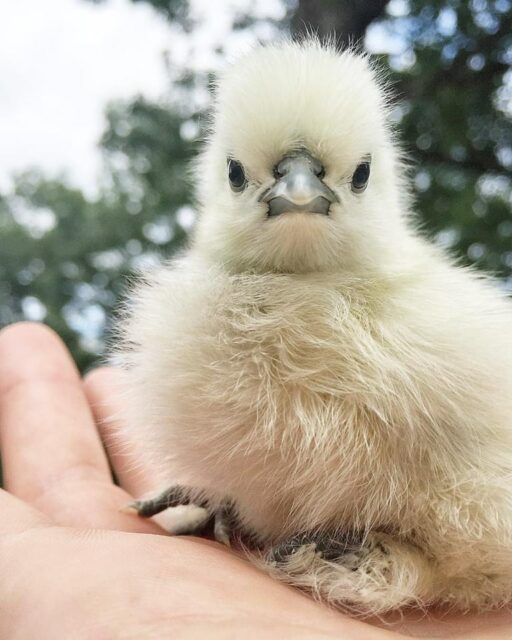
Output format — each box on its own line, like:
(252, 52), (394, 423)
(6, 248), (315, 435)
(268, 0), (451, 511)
(214, 39), (389, 173)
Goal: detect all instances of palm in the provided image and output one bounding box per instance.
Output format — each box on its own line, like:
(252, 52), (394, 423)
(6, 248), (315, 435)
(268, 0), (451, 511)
(0, 323), (510, 639)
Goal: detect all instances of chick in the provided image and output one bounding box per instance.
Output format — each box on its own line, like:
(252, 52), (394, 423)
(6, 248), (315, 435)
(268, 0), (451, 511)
(118, 39), (512, 615)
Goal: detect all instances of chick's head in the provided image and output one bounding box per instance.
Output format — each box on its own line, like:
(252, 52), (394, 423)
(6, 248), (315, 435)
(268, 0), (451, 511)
(194, 39), (411, 275)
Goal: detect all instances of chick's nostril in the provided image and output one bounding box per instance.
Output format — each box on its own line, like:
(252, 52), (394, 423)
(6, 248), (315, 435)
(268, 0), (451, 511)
(316, 166), (326, 180)
(273, 167), (282, 180)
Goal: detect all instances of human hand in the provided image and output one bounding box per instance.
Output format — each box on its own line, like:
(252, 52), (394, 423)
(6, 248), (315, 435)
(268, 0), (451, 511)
(0, 323), (510, 639)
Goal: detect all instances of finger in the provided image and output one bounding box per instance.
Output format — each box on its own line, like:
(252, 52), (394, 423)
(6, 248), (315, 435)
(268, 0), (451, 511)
(0, 323), (161, 533)
(0, 322), (110, 493)
(0, 488), (51, 536)
(83, 367), (160, 496)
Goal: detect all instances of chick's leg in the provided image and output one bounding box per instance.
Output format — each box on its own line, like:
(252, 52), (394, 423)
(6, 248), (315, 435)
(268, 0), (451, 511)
(265, 530), (435, 615)
(126, 485), (233, 545)
(127, 484), (208, 516)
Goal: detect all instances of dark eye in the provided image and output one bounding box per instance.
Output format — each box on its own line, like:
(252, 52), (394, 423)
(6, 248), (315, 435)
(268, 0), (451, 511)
(351, 161), (371, 193)
(228, 159), (247, 192)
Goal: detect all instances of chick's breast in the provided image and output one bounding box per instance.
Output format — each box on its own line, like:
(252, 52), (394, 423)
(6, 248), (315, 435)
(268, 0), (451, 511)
(119, 259), (368, 538)
(120, 255), (512, 543)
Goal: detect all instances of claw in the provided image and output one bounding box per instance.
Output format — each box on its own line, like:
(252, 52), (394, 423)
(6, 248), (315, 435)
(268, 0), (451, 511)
(119, 502), (139, 515)
(214, 506), (232, 547)
(216, 530), (231, 547)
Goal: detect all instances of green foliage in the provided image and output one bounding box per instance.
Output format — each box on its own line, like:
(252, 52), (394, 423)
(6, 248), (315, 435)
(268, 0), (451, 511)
(0, 98), (197, 370)
(379, 0), (512, 276)
(1, 0), (510, 370)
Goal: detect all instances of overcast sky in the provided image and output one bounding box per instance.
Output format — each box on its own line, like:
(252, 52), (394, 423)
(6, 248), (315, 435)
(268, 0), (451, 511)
(0, 0), (192, 199)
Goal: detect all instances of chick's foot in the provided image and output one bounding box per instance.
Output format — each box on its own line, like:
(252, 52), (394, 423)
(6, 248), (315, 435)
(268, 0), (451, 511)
(125, 485), (233, 545)
(126, 484), (203, 516)
(265, 530), (435, 615)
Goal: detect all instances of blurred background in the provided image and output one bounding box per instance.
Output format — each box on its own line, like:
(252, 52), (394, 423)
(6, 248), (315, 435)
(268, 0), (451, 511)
(0, 0), (511, 371)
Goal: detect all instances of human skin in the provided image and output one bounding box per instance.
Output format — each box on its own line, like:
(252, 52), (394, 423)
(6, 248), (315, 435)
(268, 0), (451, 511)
(0, 323), (511, 639)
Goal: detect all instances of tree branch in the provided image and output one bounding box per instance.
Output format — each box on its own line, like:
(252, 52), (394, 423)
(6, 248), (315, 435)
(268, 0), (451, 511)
(291, 0), (391, 44)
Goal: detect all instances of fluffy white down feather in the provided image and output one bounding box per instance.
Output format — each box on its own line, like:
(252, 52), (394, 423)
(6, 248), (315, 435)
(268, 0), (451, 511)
(116, 39), (512, 615)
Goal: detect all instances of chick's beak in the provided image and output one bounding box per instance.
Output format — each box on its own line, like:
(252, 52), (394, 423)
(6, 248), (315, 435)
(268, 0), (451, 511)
(259, 151), (338, 217)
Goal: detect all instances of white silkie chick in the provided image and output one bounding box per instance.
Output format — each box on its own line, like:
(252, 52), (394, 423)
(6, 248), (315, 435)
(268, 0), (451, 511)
(118, 38), (512, 615)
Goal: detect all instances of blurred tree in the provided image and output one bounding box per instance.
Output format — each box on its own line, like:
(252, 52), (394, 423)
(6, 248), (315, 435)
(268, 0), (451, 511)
(291, 0), (391, 43)
(375, 0), (512, 278)
(0, 0), (510, 370)
(0, 98), (197, 370)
